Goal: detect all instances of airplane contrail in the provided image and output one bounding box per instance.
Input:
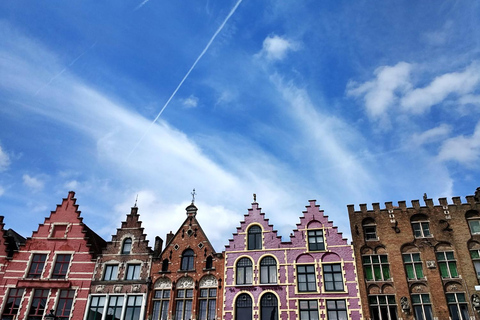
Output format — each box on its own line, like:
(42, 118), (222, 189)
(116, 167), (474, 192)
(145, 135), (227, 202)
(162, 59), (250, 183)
(134, 0), (150, 11)
(34, 41), (97, 96)
(127, 0), (243, 159)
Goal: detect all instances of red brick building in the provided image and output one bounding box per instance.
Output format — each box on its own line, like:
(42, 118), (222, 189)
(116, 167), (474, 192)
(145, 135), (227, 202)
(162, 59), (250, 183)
(348, 189), (480, 320)
(146, 202), (224, 320)
(0, 216), (25, 280)
(84, 204), (153, 320)
(0, 191), (106, 320)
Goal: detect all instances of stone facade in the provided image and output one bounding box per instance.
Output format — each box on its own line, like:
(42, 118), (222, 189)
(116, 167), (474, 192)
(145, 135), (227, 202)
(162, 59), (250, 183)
(348, 191), (480, 320)
(146, 203), (224, 320)
(0, 191), (106, 320)
(84, 205), (153, 320)
(223, 199), (362, 320)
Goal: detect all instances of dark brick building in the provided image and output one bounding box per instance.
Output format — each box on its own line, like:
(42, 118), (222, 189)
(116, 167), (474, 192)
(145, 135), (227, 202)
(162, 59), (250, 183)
(146, 202), (224, 320)
(348, 189), (480, 320)
(84, 204), (153, 320)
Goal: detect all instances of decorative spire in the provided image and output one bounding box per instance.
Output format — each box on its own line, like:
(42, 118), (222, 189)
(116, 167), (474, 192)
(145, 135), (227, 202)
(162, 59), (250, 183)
(134, 194), (138, 208)
(191, 188), (196, 203)
(253, 193), (257, 202)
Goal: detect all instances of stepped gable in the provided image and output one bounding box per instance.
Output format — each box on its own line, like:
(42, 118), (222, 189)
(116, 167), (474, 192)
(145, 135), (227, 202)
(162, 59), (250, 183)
(289, 199), (348, 247)
(225, 200), (283, 250)
(108, 205), (153, 254)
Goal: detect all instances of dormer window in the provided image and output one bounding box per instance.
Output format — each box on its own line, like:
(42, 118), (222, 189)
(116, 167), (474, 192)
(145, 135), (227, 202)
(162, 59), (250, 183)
(307, 230), (325, 251)
(247, 226), (262, 250)
(122, 238), (132, 254)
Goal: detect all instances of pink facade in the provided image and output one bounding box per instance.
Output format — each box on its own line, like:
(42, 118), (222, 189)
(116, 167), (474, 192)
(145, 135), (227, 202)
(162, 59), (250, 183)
(223, 200), (362, 320)
(0, 192), (106, 320)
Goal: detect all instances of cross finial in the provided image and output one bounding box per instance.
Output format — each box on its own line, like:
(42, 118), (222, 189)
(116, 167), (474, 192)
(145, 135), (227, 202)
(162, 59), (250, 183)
(253, 193), (256, 202)
(191, 188), (196, 203)
(134, 194), (138, 207)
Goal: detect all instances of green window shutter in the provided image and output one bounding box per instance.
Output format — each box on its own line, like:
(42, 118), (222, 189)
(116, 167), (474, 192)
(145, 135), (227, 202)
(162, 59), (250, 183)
(405, 264), (414, 279)
(365, 267), (373, 280)
(374, 265), (382, 280)
(439, 262), (449, 278)
(382, 265), (390, 280)
(415, 263), (424, 278)
(449, 262), (458, 277)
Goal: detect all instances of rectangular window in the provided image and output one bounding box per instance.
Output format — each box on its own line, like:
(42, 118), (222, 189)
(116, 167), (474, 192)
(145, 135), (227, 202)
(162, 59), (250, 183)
(55, 290), (75, 320)
(106, 296), (124, 320)
(326, 300), (347, 320)
(323, 264), (344, 291)
(198, 288), (216, 320)
(412, 222), (431, 238)
(307, 230), (325, 251)
(86, 296), (106, 320)
(436, 251), (458, 278)
(28, 289), (49, 320)
(446, 293), (469, 320)
(103, 264), (119, 281)
(364, 225), (377, 240)
(27, 254), (47, 278)
(469, 220), (480, 234)
(470, 249), (480, 281)
(299, 300), (319, 320)
(369, 295), (397, 320)
(152, 290), (170, 320)
(2, 288), (24, 319)
(402, 253), (424, 280)
(125, 264), (141, 280)
(297, 265), (317, 292)
(175, 289), (193, 320)
(362, 255), (390, 281)
(125, 295), (143, 320)
(411, 294), (433, 320)
(52, 254), (71, 279)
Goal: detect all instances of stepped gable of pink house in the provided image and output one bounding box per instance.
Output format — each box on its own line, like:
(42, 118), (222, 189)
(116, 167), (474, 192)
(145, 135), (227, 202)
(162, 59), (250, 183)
(223, 199), (362, 320)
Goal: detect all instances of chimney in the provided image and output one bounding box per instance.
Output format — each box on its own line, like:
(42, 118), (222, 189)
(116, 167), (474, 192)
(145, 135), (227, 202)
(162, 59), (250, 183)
(154, 236), (163, 257)
(166, 231), (174, 245)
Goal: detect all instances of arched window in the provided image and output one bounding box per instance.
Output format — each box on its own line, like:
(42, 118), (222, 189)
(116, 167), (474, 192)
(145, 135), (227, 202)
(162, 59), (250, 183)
(260, 256), (277, 284)
(236, 258), (253, 285)
(248, 226), (262, 250)
(466, 210), (480, 235)
(235, 294), (252, 320)
(181, 249), (194, 271)
(260, 293), (278, 320)
(122, 238), (132, 254)
(162, 259), (169, 272)
(206, 256), (213, 270)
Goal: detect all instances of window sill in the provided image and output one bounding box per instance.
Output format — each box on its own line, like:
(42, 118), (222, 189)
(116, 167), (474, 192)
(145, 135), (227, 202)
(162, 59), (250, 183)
(177, 269), (196, 273)
(159, 270), (171, 274)
(202, 267), (215, 272)
(323, 290), (348, 294)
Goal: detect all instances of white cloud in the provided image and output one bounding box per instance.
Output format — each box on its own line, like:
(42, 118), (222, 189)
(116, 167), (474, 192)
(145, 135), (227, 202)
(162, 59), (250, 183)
(256, 35), (298, 61)
(411, 124), (451, 146)
(181, 95), (198, 108)
(64, 180), (79, 190)
(401, 62), (480, 113)
(347, 62), (412, 119)
(23, 174), (45, 191)
(437, 121), (480, 165)
(0, 145), (11, 172)
(0, 186), (5, 197)
(459, 94), (480, 106)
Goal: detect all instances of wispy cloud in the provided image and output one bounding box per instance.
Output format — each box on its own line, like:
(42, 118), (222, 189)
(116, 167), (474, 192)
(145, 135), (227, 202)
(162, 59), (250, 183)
(438, 121), (480, 166)
(23, 174), (45, 192)
(0, 145), (10, 172)
(411, 124), (451, 146)
(256, 35), (299, 61)
(181, 95), (199, 108)
(346, 62), (412, 119)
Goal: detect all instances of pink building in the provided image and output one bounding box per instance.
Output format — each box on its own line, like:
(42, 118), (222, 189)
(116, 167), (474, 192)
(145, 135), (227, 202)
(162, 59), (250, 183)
(0, 192), (106, 320)
(223, 199), (362, 320)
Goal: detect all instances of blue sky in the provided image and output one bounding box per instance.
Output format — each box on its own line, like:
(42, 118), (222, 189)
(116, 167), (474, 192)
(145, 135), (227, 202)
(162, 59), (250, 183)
(1, 1), (479, 250)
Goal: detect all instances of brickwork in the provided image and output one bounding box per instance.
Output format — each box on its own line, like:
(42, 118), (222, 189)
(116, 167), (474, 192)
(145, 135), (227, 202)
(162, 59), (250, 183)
(348, 191), (480, 320)
(0, 191), (106, 320)
(223, 200), (362, 320)
(84, 205), (153, 320)
(147, 203), (224, 320)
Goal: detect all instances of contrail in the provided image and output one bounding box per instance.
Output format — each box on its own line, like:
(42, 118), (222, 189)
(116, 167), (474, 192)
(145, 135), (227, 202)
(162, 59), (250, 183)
(134, 0), (150, 11)
(127, 0), (243, 159)
(34, 41), (97, 96)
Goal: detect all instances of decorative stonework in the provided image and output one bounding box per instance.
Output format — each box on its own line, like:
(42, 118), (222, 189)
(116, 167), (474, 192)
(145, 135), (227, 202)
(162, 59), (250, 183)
(177, 276), (194, 289)
(132, 284), (141, 293)
(114, 285), (123, 293)
(426, 261), (436, 268)
(95, 285), (105, 293)
(199, 275), (217, 288)
(155, 278), (172, 289)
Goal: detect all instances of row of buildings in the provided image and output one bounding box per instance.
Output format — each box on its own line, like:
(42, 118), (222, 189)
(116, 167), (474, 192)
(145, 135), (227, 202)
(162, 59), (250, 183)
(0, 189), (479, 320)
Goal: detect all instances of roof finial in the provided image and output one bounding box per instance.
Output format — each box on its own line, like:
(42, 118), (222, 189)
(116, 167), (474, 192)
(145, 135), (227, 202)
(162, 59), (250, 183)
(191, 188), (196, 203)
(134, 194), (138, 208)
(423, 193), (428, 201)
(253, 193), (256, 202)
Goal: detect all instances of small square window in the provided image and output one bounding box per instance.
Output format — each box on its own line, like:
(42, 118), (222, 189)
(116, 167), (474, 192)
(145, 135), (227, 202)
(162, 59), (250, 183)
(469, 220), (480, 234)
(412, 222), (431, 238)
(307, 230), (325, 251)
(103, 264), (119, 281)
(125, 264), (141, 280)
